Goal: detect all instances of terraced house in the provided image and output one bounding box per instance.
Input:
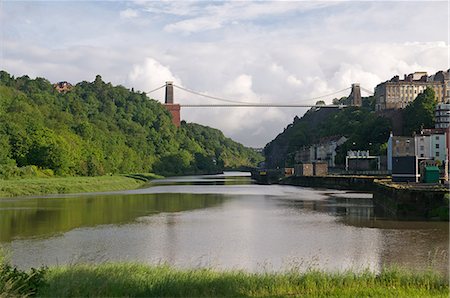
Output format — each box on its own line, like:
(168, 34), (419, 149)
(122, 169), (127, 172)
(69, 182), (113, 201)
(375, 69), (450, 111)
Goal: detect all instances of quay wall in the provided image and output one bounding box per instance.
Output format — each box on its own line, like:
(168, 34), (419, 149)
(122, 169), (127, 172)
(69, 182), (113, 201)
(279, 175), (449, 220)
(372, 182), (448, 220)
(280, 175), (381, 191)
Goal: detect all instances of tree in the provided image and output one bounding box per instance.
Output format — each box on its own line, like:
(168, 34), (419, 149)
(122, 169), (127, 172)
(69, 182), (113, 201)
(27, 129), (73, 175)
(0, 71), (263, 177)
(403, 87), (436, 135)
(316, 100), (325, 106)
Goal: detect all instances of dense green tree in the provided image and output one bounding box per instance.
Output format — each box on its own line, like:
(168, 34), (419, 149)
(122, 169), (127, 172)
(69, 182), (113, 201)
(403, 87), (436, 135)
(0, 71), (262, 177)
(264, 104), (392, 168)
(27, 128), (72, 175)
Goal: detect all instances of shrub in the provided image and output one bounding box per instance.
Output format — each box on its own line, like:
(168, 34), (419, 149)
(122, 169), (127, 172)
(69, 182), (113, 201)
(0, 262), (47, 296)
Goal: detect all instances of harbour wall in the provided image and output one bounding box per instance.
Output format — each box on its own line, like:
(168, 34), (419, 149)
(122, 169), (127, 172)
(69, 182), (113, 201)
(278, 175), (449, 220)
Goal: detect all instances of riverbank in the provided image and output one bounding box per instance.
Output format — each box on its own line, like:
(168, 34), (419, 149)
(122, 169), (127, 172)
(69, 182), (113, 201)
(278, 174), (450, 220)
(280, 175), (449, 220)
(3, 263), (447, 297)
(280, 175), (382, 191)
(0, 173), (162, 198)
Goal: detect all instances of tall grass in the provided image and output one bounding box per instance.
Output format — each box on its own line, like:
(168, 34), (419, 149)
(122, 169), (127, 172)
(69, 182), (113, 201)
(0, 249), (47, 297)
(0, 175), (149, 198)
(38, 263), (449, 297)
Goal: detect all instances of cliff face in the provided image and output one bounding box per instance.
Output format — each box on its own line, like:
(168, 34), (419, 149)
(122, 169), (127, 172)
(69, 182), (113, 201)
(263, 108), (340, 169)
(263, 101), (392, 169)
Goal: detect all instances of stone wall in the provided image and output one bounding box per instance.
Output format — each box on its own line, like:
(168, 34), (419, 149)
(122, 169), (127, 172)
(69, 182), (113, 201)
(164, 104), (181, 127)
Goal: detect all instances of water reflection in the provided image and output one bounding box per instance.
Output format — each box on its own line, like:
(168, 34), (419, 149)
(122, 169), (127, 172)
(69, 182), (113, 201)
(0, 173), (447, 276)
(0, 193), (226, 242)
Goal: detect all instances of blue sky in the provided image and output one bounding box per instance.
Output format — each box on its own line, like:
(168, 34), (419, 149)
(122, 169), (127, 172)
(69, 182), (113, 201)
(1, 1), (449, 147)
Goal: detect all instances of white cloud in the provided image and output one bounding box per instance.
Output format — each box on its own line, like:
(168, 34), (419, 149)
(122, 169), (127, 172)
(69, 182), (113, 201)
(127, 58), (182, 102)
(120, 8), (138, 19)
(1, 0), (448, 147)
(181, 74), (287, 146)
(287, 75), (303, 87)
(165, 17), (222, 34)
(144, 1), (339, 34)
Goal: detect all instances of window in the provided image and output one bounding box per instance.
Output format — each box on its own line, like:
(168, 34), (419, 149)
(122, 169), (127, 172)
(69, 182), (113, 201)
(420, 154), (424, 157)
(435, 136), (439, 140)
(420, 145), (424, 150)
(436, 143), (440, 149)
(436, 152), (440, 157)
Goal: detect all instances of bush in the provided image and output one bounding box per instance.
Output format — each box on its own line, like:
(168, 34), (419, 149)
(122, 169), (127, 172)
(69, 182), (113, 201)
(0, 164), (55, 179)
(0, 162), (20, 179)
(0, 262), (47, 296)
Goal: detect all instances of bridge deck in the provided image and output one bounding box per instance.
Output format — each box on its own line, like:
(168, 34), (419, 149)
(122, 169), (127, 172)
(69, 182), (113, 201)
(180, 104), (348, 108)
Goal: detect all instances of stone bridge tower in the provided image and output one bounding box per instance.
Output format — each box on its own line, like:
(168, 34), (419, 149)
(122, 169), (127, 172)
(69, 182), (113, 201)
(348, 83), (362, 107)
(164, 81), (181, 127)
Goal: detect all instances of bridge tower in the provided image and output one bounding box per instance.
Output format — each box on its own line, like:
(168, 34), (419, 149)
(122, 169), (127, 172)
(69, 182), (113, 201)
(348, 83), (362, 107)
(164, 81), (181, 127)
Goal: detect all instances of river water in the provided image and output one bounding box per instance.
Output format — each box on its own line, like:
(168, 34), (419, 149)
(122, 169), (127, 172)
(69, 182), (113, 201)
(0, 172), (448, 274)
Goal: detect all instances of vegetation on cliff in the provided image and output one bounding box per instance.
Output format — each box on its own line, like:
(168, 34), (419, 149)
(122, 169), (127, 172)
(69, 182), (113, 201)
(264, 97), (391, 168)
(403, 87), (436, 135)
(0, 71), (262, 178)
(264, 87), (438, 169)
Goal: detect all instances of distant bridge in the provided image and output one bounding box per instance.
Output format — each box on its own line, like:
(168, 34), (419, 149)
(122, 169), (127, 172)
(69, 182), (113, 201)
(145, 82), (374, 126)
(180, 104), (347, 108)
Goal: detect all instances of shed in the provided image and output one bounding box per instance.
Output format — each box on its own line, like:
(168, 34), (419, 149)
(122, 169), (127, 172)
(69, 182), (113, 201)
(423, 166), (440, 183)
(295, 163), (313, 176)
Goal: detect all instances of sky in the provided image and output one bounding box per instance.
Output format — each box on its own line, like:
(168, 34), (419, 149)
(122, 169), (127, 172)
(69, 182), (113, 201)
(1, 0), (449, 148)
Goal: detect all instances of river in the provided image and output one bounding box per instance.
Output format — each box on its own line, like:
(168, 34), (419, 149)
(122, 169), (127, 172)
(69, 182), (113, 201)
(0, 172), (448, 275)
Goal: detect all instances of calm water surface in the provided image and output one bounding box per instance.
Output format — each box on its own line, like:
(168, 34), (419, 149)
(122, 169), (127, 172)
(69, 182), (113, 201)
(0, 172), (448, 274)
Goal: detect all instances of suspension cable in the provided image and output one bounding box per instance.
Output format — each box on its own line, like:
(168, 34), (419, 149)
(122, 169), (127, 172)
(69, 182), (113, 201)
(173, 84), (352, 105)
(173, 85), (256, 104)
(360, 87), (374, 95)
(145, 85), (166, 94)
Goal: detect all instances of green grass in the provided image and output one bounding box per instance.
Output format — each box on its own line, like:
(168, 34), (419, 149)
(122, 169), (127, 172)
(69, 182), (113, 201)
(35, 263), (449, 297)
(0, 174), (159, 198)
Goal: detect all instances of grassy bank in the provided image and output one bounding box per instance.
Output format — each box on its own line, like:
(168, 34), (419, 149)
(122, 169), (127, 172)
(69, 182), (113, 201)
(3, 263), (444, 297)
(0, 174), (161, 198)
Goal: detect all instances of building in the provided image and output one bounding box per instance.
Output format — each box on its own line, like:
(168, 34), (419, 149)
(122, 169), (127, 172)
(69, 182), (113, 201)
(387, 134), (415, 171)
(375, 69), (450, 111)
(294, 136), (347, 168)
(388, 129), (449, 181)
(414, 129), (448, 164)
(431, 70), (450, 103)
(345, 150), (380, 171)
(392, 156), (419, 183)
(53, 81), (72, 93)
(435, 103), (450, 129)
(313, 162), (328, 176)
(295, 163), (313, 176)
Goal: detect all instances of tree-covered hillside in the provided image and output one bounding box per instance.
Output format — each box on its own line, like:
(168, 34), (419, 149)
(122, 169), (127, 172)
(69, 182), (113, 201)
(0, 71), (262, 177)
(264, 98), (392, 168)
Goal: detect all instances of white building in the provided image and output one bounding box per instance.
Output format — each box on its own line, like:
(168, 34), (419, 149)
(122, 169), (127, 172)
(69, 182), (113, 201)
(295, 136), (347, 168)
(414, 130), (447, 164)
(435, 103), (450, 129)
